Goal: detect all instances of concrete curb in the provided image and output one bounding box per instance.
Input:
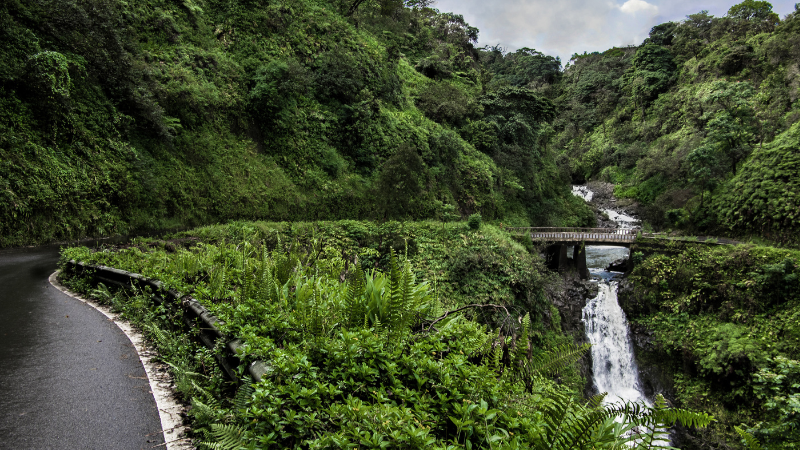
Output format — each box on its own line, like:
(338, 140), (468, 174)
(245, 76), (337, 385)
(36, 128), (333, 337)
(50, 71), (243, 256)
(63, 261), (271, 380)
(49, 271), (194, 450)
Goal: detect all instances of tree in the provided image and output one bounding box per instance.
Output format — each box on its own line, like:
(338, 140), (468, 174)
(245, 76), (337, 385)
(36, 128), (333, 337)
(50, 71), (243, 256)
(481, 86), (555, 123)
(375, 145), (430, 219)
(673, 10), (714, 62)
(687, 144), (723, 207)
(726, 1), (780, 35)
(485, 47), (562, 87)
(700, 80), (759, 175)
(628, 44), (676, 117)
(727, 0), (779, 22)
(644, 22), (679, 47)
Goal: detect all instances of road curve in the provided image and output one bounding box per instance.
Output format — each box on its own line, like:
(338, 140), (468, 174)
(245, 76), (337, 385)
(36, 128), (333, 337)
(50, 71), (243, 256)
(0, 245), (165, 449)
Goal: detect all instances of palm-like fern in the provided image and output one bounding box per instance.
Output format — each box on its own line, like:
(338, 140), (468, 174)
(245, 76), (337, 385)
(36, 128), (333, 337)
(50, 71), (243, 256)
(734, 426), (764, 450)
(233, 378), (254, 413)
(200, 423), (247, 450)
(345, 265), (366, 328)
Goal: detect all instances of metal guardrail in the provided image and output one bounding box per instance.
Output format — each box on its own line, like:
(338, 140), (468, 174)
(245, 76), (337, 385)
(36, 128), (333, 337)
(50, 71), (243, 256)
(66, 261), (270, 383)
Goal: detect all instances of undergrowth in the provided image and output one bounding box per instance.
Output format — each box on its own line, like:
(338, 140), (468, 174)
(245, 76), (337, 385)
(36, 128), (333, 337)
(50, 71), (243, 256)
(622, 244), (800, 449)
(60, 221), (713, 449)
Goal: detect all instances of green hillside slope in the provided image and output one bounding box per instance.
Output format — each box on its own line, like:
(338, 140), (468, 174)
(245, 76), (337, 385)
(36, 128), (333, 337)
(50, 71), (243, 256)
(493, 1), (800, 242)
(0, 0), (591, 247)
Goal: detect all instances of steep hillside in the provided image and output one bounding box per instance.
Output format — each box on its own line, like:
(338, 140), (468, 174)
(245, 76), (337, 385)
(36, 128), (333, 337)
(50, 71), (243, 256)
(713, 121), (800, 244)
(488, 1), (800, 242)
(622, 244), (800, 448)
(0, 0), (591, 247)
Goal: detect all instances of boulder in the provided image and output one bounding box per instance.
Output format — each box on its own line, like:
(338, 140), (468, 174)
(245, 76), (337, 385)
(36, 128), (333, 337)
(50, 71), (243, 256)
(606, 257), (629, 273)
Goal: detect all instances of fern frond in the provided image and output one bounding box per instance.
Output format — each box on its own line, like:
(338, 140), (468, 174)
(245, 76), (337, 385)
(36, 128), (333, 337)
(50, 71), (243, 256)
(388, 249), (403, 330)
(647, 394), (714, 429)
(345, 265), (366, 328)
(233, 378), (254, 413)
(200, 423), (247, 450)
(530, 342), (591, 377)
(735, 426), (763, 450)
(191, 397), (218, 424)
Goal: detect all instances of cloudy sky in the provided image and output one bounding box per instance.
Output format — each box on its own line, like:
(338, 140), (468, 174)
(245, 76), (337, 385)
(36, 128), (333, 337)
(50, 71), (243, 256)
(433, 0), (798, 64)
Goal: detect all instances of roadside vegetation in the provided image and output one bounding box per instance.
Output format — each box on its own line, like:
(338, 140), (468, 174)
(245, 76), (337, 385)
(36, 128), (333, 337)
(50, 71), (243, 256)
(60, 220), (712, 448)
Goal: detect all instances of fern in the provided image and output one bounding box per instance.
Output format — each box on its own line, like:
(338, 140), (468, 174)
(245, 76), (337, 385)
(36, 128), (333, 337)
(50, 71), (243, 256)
(200, 423), (247, 450)
(388, 249), (404, 331)
(511, 313), (531, 366)
(233, 378), (254, 413)
(191, 397), (219, 424)
(529, 342), (591, 378)
(489, 339), (503, 374)
(734, 426), (764, 450)
(345, 265), (366, 328)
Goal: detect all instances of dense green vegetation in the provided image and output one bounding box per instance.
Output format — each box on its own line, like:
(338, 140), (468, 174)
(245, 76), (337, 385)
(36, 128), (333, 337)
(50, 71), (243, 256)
(622, 243), (800, 449)
(8, 0), (799, 447)
(484, 1), (800, 242)
(0, 0), (594, 248)
(60, 220), (712, 448)
(9, 0), (796, 245)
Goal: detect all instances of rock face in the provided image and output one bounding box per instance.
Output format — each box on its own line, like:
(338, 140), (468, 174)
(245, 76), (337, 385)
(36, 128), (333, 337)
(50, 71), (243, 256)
(586, 181), (638, 212)
(576, 181), (641, 229)
(606, 257), (630, 273)
(546, 271), (599, 397)
(616, 279), (679, 429)
(547, 272), (598, 335)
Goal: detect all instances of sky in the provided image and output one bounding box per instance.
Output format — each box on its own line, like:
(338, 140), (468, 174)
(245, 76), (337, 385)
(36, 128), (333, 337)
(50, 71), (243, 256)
(433, 0), (798, 64)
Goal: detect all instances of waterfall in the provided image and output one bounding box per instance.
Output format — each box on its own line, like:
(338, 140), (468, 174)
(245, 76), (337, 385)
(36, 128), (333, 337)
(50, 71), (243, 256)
(571, 184), (649, 405)
(572, 185), (593, 202)
(582, 282), (647, 405)
(570, 185), (671, 445)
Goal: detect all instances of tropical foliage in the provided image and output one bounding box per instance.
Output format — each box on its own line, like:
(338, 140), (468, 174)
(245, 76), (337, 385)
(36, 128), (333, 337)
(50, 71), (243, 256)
(621, 243), (800, 448)
(516, 1), (800, 241)
(60, 222), (713, 448)
(0, 0), (593, 248)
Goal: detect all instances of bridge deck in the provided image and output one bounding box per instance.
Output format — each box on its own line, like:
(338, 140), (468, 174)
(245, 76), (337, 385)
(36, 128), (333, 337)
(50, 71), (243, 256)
(507, 227), (637, 245)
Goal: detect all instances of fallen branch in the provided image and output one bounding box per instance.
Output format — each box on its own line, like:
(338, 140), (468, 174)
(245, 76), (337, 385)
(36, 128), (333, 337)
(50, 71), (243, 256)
(425, 303), (511, 332)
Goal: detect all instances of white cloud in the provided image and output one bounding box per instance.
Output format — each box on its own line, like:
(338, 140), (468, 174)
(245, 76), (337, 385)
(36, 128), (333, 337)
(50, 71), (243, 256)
(619, 0), (659, 15)
(431, 0), (797, 64)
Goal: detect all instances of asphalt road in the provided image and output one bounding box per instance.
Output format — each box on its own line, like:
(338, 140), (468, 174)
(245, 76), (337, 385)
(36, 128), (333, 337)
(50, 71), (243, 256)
(0, 245), (165, 449)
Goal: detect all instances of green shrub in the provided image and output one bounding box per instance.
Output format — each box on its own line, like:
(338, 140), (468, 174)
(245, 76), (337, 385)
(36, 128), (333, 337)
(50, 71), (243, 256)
(664, 208), (690, 227)
(468, 213), (482, 230)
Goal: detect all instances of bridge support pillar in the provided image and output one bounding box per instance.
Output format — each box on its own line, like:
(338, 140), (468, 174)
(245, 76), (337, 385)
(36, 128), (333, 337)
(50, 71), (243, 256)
(573, 244), (589, 280)
(545, 244), (589, 280)
(545, 244), (570, 272)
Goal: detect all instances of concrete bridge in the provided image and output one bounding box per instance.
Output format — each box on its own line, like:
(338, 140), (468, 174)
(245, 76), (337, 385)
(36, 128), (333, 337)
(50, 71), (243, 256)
(507, 227), (638, 279)
(507, 227), (637, 246)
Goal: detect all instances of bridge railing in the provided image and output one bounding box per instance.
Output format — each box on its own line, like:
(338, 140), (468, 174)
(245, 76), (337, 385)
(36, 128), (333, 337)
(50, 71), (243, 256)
(505, 227), (638, 242)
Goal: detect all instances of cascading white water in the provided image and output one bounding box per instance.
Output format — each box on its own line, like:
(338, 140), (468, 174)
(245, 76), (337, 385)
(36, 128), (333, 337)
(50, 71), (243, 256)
(582, 282), (647, 405)
(572, 185), (593, 202)
(571, 185), (670, 445)
(604, 209), (639, 229)
(571, 185), (648, 406)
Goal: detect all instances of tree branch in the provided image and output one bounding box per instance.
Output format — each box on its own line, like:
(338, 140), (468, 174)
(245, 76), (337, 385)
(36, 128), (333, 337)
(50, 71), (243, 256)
(346, 0), (369, 16)
(425, 303), (511, 332)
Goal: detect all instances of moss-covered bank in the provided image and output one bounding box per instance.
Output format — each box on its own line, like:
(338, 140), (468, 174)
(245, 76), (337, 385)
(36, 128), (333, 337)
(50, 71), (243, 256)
(620, 243), (800, 449)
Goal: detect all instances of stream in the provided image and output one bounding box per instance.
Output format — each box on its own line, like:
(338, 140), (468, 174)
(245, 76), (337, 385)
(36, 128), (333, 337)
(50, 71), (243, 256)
(572, 185), (655, 415)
